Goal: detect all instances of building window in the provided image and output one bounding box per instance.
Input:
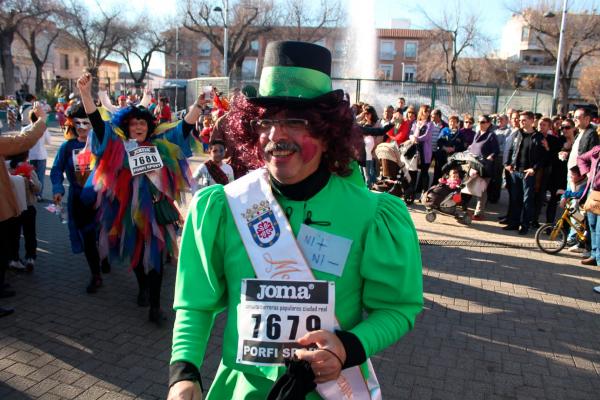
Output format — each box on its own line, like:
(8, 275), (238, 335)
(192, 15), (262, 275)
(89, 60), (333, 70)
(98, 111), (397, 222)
(379, 64), (393, 80)
(521, 26), (530, 41)
(250, 40), (259, 51)
(242, 58), (258, 79)
(60, 54), (69, 70)
(198, 40), (211, 56)
(379, 40), (395, 60)
(404, 41), (417, 59)
(197, 61), (210, 76)
(404, 65), (416, 81)
(74, 57), (79, 66)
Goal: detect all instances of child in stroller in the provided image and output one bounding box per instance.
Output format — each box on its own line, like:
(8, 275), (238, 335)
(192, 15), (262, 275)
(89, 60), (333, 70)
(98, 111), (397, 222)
(421, 151), (490, 224)
(421, 167), (471, 224)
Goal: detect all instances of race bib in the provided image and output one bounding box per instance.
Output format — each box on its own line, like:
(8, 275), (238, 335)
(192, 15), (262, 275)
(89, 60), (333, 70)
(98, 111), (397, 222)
(127, 146), (163, 176)
(236, 279), (335, 366)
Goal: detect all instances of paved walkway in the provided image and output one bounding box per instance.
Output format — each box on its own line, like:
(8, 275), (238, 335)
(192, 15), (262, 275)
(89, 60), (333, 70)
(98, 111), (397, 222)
(0, 126), (599, 399)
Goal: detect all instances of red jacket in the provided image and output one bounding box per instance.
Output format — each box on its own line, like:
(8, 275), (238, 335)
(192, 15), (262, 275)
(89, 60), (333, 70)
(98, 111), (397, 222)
(387, 121), (411, 145)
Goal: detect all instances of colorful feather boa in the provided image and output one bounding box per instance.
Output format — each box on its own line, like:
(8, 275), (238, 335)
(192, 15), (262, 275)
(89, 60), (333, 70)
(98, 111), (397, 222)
(92, 128), (195, 274)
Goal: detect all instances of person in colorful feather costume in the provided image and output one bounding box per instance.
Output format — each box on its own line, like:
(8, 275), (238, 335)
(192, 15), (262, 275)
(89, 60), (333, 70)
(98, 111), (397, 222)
(77, 73), (202, 325)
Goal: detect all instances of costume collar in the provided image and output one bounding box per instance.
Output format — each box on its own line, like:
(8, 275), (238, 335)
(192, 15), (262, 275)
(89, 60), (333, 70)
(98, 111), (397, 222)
(270, 162), (331, 201)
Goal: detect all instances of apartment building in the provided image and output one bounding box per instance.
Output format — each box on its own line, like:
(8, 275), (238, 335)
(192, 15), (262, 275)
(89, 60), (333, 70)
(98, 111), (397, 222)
(0, 28), (121, 95)
(500, 12), (600, 104)
(164, 25), (438, 82)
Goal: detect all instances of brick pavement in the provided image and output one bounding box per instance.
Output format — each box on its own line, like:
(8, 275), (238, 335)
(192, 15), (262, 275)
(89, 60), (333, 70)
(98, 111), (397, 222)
(0, 125), (599, 399)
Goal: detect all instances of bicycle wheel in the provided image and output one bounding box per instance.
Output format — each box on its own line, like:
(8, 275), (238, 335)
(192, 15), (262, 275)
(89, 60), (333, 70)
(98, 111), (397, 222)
(535, 223), (567, 254)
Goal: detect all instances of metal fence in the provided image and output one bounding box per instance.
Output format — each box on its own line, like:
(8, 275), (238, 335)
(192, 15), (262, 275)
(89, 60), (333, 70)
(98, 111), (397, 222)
(332, 78), (554, 117)
(158, 76), (555, 118)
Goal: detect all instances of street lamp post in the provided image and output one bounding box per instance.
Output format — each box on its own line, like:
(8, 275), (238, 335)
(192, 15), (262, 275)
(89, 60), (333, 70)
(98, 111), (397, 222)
(545, 0), (568, 114)
(174, 26), (179, 113)
(214, 0), (229, 77)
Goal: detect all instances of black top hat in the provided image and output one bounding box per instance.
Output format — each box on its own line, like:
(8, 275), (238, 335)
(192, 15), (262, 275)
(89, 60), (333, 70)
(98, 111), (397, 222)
(246, 41), (344, 107)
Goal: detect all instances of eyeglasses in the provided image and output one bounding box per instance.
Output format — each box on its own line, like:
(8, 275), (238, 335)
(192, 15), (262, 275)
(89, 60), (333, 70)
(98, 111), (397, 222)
(251, 118), (309, 134)
(464, 121), (473, 124)
(478, 120), (489, 124)
(561, 125), (573, 130)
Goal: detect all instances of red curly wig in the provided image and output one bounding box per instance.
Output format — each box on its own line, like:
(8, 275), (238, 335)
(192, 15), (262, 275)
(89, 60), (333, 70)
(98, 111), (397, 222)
(222, 93), (363, 177)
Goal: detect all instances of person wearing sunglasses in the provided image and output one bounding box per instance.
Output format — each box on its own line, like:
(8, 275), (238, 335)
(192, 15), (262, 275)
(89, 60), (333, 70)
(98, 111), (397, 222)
(487, 114), (511, 204)
(563, 109), (599, 250)
(531, 117), (564, 229)
(168, 41), (423, 400)
(459, 115), (476, 145)
(462, 115), (499, 221)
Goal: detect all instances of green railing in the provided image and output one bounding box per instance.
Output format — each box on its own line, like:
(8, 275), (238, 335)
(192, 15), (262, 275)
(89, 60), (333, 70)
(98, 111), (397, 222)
(331, 78), (553, 117)
(221, 77), (554, 118)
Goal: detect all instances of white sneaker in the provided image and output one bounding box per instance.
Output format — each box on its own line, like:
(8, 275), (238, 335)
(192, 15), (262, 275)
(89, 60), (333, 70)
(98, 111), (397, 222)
(593, 286), (600, 294)
(8, 260), (26, 270)
(568, 244), (585, 253)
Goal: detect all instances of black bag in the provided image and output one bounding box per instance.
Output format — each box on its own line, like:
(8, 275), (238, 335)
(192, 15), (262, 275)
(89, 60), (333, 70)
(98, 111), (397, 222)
(153, 196), (179, 225)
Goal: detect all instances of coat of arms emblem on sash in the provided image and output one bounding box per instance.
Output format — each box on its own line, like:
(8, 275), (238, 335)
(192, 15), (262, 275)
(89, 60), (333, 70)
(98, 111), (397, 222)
(243, 200), (280, 247)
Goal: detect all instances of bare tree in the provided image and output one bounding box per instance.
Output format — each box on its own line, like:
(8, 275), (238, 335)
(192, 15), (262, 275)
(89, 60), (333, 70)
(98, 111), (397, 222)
(16, 7), (64, 95)
(182, 0), (279, 78)
(455, 57), (521, 87)
(61, 0), (127, 92)
(577, 64), (600, 114)
(0, 0), (52, 95)
(282, 0), (344, 42)
(416, 39), (447, 82)
(115, 21), (173, 90)
(418, 0), (487, 84)
(510, 1), (600, 113)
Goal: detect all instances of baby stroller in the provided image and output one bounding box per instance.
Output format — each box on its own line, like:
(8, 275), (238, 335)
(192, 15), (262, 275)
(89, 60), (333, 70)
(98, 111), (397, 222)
(421, 151), (490, 224)
(371, 142), (414, 204)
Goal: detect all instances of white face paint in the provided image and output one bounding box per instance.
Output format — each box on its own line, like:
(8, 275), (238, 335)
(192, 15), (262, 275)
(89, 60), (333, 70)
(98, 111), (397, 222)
(73, 117), (91, 140)
(74, 118), (91, 129)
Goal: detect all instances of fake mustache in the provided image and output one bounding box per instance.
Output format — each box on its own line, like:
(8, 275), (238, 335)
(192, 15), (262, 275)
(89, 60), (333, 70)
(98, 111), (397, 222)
(264, 141), (301, 153)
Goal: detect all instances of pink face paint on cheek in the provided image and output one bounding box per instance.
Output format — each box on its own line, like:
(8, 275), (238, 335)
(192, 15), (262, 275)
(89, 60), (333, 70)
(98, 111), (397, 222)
(300, 136), (319, 163)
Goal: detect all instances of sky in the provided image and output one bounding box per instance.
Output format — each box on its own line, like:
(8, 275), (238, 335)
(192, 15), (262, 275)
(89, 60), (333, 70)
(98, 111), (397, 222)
(84, 0), (514, 74)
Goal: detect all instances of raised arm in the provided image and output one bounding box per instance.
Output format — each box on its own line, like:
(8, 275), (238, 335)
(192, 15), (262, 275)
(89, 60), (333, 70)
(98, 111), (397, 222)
(77, 73), (97, 115)
(184, 95), (206, 126)
(140, 88), (152, 108)
(98, 90), (117, 114)
(0, 102), (47, 157)
(77, 73), (107, 143)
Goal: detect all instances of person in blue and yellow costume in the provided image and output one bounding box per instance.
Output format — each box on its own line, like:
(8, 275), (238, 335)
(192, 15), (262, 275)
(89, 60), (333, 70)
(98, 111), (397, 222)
(168, 41), (423, 400)
(76, 73), (202, 325)
(51, 104), (110, 294)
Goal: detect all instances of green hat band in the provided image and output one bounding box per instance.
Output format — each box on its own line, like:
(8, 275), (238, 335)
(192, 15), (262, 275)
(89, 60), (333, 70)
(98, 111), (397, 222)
(258, 66), (332, 99)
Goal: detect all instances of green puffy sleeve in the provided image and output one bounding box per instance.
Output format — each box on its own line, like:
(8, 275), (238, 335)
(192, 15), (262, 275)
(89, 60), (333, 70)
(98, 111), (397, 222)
(171, 185), (228, 370)
(350, 193), (423, 357)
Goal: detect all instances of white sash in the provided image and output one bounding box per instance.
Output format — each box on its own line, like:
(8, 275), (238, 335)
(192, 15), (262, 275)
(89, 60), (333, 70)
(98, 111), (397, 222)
(224, 168), (382, 400)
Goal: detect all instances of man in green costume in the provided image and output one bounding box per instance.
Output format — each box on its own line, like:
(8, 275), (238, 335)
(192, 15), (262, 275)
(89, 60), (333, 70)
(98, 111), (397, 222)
(168, 41), (423, 400)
